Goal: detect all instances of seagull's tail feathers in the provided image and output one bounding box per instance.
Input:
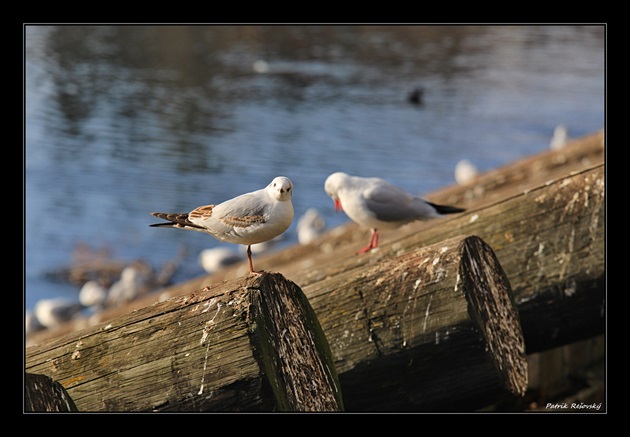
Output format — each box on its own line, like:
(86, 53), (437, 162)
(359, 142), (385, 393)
(150, 212), (205, 230)
(427, 202), (466, 215)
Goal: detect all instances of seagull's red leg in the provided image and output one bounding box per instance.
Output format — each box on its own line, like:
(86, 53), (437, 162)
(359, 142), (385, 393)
(357, 229), (379, 254)
(247, 245), (254, 272)
(247, 245), (264, 276)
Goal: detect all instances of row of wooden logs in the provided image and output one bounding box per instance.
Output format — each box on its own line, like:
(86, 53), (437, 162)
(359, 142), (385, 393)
(25, 130), (605, 412)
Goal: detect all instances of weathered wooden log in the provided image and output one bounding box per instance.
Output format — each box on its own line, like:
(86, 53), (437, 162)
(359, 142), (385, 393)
(25, 273), (342, 412)
(249, 274), (343, 411)
(274, 164), (604, 355)
(25, 373), (78, 412)
(384, 164), (606, 353)
(303, 235), (527, 411)
(26, 131), (604, 346)
(135, 148), (604, 360)
(26, 169), (603, 412)
(24, 133), (605, 411)
(26, 235), (523, 412)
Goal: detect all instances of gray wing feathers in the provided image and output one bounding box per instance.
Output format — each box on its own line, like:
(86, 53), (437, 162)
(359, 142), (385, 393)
(215, 190), (268, 218)
(363, 183), (443, 222)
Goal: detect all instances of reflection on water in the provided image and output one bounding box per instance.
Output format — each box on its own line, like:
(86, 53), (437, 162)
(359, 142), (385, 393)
(25, 25), (605, 309)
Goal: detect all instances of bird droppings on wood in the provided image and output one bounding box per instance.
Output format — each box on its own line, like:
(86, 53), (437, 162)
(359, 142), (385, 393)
(200, 298), (216, 313)
(198, 342), (211, 395)
(413, 278), (422, 291)
(422, 295), (432, 333)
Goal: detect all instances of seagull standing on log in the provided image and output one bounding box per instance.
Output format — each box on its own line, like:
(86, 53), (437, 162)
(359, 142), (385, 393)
(151, 176), (294, 275)
(324, 172), (465, 253)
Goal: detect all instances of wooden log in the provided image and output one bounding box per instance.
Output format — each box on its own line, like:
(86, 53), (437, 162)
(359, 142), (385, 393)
(132, 138), (605, 349)
(304, 235), (527, 411)
(24, 373), (78, 412)
(26, 235), (522, 412)
(385, 164), (606, 353)
(274, 164), (604, 355)
(24, 132), (605, 411)
(526, 335), (605, 404)
(25, 131), (604, 346)
(25, 273), (342, 412)
(29, 168), (603, 411)
(249, 274), (343, 411)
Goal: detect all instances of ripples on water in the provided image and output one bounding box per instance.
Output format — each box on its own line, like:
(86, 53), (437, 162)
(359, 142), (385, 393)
(25, 25), (605, 309)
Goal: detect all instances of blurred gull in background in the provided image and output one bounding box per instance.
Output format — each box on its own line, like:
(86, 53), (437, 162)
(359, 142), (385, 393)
(106, 262), (153, 308)
(199, 246), (243, 274)
(33, 297), (84, 330)
(25, 310), (45, 337)
(454, 159), (480, 185)
(79, 279), (109, 310)
(550, 124), (570, 150)
(297, 208), (327, 245)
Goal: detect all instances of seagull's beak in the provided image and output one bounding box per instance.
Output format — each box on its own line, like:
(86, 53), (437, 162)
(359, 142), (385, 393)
(334, 199), (343, 213)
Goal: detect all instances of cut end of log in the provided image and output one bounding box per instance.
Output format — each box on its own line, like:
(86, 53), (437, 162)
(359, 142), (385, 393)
(247, 273), (344, 412)
(458, 236), (528, 396)
(25, 373), (79, 412)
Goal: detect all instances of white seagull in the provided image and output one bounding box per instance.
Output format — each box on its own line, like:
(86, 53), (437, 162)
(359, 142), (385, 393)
(454, 159), (479, 185)
(198, 246), (243, 274)
(550, 124), (569, 150)
(79, 279), (109, 310)
(106, 264), (153, 308)
(297, 207), (326, 245)
(324, 172), (465, 253)
(33, 297), (84, 329)
(151, 176), (294, 275)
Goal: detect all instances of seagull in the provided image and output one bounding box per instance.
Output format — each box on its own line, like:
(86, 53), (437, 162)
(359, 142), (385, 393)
(79, 279), (109, 310)
(297, 208), (326, 245)
(151, 176), (294, 275)
(198, 246), (243, 274)
(25, 310), (45, 337)
(33, 297), (84, 329)
(106, 264), (153, 308)
(454, 159), (479, 185)
(550, 124), (569, 150)
(324, 172), (465, 253)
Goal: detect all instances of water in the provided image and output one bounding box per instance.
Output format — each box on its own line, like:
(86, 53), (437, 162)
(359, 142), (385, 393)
(25, 25), (605, 311)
